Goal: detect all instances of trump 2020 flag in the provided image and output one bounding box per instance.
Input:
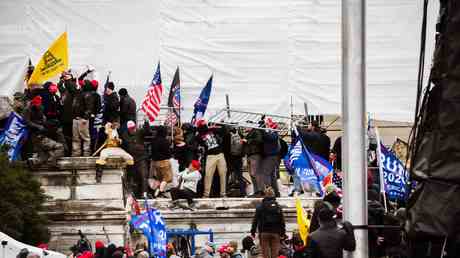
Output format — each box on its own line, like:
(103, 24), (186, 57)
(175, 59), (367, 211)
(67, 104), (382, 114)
(286, 136), (334, 196)
(0, 112), (29, 161)
(28, 32), (69, 85)
(131, 208), (167, 257)
(378, 142), (409, 201)
(192, 75), (213, 123)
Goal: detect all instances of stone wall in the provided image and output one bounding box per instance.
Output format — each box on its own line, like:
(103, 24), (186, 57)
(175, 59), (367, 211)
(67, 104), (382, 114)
(138, 197), (318, 248)
(36, 157), (319, 254)
(34, 157), (127, 254)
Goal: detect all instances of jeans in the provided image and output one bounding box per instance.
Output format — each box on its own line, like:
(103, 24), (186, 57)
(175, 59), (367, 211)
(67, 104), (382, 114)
(247, 154), (262, 193)
(259, 155), (279, 192)
(260, 233), (281, 258)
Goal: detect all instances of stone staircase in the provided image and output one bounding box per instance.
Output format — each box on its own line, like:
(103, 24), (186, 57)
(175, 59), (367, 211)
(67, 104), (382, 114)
(34, 157), (127, 253)
(142, 197), (318, 246)
(34, 157), (319, 254)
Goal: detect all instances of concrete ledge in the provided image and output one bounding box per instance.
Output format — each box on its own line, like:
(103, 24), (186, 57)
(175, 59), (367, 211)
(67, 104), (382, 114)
(141, 197), (319, 211)
(44, 199), (125, 212)
(33, 157), (128, 171)
(45, 210), (127, 221)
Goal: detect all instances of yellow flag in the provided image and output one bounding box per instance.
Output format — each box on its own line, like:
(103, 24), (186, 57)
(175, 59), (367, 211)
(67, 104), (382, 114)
(28, 32), (69, 85)
(296, 197), (311, 245)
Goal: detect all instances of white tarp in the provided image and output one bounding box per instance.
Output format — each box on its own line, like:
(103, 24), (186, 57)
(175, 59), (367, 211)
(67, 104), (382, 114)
(0, 0), (438, 122)
(0, 232), (66, 258)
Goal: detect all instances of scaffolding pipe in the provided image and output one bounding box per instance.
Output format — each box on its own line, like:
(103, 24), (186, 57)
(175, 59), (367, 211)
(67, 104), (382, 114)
(342, 0), (368, 258)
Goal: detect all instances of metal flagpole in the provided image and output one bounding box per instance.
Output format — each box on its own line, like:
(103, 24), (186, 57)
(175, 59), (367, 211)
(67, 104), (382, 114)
(226, 94), (231, 119)
(342, 0), (368, 257)
(374, 123), (388, 212)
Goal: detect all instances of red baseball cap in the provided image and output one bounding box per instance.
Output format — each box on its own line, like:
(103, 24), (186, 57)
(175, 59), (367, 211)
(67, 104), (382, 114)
(190, 160), (201, 171)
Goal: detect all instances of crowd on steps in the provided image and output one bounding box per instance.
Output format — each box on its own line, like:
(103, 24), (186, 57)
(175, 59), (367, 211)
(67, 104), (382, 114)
(10, 70), (344, 205)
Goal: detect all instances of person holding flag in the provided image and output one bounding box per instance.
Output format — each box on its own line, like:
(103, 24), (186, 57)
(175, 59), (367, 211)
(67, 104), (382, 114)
(58, 70), (78, 156)
(191, 75), (213, 124)
(286, 128), (335, 197)
(130, 196), (167, 257)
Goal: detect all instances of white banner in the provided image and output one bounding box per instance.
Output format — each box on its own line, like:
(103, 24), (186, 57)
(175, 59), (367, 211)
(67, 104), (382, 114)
(0, 0), (439, 122)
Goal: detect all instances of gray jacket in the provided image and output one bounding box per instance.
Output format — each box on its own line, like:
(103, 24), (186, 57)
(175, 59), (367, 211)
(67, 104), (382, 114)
(308, 221), (356, 258)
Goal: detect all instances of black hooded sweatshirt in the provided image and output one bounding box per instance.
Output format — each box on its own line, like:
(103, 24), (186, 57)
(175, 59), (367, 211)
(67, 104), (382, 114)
(151, 126), (172, 161)
(251, 197), (286, 235)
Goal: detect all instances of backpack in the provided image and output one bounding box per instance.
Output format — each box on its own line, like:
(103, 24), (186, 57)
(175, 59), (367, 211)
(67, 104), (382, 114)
(262, 200), (282, 226)
(230, 132), (243, 156)
(262, 131), (281, 156)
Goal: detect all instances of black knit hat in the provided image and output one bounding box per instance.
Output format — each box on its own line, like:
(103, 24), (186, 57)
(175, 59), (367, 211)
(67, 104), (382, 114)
(118, 88), (128, 96)
(107, 82), (115, 90)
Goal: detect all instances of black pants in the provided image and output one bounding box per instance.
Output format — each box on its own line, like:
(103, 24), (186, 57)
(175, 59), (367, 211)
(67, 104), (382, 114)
(170, 188), (196, 204)
(62, 122), (72, 156)
(227, 155), (246, 195)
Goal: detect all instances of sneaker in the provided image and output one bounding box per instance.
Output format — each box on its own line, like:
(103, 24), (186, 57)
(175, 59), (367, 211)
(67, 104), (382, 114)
(154, 188), (160, 198)
(188, 201), (196, 210)
(158, 191), (168, 198)
(168, 201), (179, 209)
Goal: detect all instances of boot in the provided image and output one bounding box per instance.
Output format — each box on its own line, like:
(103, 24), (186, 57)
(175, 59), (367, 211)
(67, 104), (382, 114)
(95, 165), (103, 183)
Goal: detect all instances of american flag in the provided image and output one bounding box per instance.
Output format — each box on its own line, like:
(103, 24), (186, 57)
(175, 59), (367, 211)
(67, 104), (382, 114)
(165, 67), (180, 126)
(141, 62), (163, 122)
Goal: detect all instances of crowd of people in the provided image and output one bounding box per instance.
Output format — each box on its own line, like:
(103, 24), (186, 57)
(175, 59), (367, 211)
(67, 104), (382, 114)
(11, 69), (342, 205)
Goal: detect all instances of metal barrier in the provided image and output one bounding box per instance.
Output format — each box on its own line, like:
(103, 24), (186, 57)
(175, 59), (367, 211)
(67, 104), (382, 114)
(167, 229), (213, 255)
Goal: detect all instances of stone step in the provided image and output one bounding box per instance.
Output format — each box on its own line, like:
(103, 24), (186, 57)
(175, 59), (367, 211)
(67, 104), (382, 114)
(142, 196), (318, 212)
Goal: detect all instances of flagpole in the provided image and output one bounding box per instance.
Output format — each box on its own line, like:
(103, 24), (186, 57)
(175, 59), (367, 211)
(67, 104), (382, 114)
(374, 123), (388, 213)
(342, 0), (368, 258)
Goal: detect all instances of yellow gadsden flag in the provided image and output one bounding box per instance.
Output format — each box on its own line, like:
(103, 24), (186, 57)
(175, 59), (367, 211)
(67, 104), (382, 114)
(28, 32), (69, 85)
(296, 197), (311, 245)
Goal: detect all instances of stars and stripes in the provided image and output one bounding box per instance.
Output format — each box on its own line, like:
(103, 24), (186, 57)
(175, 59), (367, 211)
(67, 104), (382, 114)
(165, 67), (180, 126)
(141, 62), (163, 122)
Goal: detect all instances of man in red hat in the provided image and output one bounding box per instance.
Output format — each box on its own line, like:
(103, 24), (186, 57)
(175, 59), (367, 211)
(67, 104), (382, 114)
(169, 159), (202, 209)
(23, 95), (64, 167)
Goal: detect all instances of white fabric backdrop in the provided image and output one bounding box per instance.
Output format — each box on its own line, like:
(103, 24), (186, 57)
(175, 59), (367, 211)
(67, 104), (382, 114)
(0, 0), (438, 122)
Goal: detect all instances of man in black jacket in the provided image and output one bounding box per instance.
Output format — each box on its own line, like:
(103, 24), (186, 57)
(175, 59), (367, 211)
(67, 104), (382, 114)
(300, 121), (330, 161)
(150, 125), (173, 197)
(118, 88), (137, 132)
(250, 187), (286, 258)
(122, 121), (149, 197)
(243, 127), (264, 196)
(58, 71), (78, 156)
(103, 82), (120, 124)
(307, 204), (356, 258)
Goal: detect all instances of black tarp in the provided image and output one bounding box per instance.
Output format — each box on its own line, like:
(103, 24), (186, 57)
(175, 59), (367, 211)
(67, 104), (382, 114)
(408, 0), (460, 238)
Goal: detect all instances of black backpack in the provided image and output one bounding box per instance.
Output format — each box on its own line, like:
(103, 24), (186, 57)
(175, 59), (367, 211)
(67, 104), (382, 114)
(262, 200), (282, 226)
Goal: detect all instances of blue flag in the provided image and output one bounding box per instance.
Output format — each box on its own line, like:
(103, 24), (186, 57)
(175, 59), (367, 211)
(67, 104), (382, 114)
(131, 208), (167, 257)
(192, 75), (213, 123)
(0, 112), (28, 161)
(379, 142), (408, 201)
(285, 136), (333, 196)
